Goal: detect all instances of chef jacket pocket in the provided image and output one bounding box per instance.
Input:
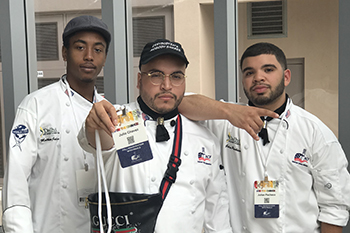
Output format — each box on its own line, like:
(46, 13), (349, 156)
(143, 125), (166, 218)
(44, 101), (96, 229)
(311, 168), (341, 203)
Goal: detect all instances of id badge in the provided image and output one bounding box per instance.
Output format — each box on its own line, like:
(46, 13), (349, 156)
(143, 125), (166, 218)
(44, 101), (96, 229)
(254, 178), (279, 218)
(76, 169), (96, 207)
(112, 109), (153, 168)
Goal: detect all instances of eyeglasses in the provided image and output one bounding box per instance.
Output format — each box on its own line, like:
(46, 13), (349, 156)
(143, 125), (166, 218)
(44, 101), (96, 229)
(140, 71), (186, 86)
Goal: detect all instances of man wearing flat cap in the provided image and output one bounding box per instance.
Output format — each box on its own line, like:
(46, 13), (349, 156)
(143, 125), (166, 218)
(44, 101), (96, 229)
(77, 39), (233, 232)
(2, 15), (110, 233)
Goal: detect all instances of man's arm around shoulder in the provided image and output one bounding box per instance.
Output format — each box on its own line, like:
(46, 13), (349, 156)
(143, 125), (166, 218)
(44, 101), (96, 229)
(179, 94), (278, 140)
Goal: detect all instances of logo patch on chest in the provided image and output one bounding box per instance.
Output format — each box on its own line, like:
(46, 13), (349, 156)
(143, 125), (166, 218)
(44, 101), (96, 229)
(292, 149), (309, 167)
(40, 126), (60, 142)
(197, 147), (212, 165)
(225, 132), (241, 152)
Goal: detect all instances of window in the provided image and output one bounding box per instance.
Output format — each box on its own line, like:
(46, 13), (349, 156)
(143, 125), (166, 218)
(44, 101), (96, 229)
(247, 0), (287, 38)
(133, 16), (166, 56)
(36, 22), (59, 61)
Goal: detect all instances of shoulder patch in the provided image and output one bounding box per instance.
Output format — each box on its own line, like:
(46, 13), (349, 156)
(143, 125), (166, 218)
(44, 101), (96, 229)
(12, 124), (29, 151)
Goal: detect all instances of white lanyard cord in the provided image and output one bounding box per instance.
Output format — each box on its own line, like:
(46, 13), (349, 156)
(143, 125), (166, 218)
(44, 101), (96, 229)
(95, 130), (112, 233)
(254, 114), (286, 180)
(63, 76), (96, 170)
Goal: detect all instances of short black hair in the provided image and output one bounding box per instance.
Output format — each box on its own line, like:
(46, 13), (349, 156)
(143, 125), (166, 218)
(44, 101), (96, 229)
(240, 42), (287, 70)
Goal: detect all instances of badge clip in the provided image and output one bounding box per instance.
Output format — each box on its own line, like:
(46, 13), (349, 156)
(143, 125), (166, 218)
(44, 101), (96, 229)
(264, 175), (268, 182)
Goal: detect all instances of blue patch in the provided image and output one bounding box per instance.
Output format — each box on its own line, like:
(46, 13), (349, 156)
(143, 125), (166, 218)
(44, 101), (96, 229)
(12, 124), (29, 151)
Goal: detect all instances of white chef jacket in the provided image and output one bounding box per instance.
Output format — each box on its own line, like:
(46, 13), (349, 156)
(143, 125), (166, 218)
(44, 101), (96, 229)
(2, 76), (104, 233)
(78, 101), (233, 233)
(206, 98), (350, 233)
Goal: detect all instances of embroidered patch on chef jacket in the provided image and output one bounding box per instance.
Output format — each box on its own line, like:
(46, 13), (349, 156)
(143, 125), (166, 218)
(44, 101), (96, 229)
(197, 147), (212, 165)
(254, 179), (279, 218)
(285, 109), (291, 118)
(225, 132), (241, 152)
(292, 149), (309, 167)
(39, 126), (60, 142)
(113, 109), (153, 168)
(12, 124), (29, 151)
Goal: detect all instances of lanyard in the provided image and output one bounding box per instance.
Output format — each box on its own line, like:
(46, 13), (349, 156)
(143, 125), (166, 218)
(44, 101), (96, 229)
(62, 75), (97, 171)
(160, 114), (183, 200)
(254, 112), (286, 181)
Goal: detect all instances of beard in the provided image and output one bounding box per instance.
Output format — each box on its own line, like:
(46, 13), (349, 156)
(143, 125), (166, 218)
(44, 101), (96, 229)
(244, 75), (285, 106)
(139, 83), (184, 114)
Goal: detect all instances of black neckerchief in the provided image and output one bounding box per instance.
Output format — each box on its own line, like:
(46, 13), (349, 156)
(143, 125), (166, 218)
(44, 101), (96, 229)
(249, 94), (288, 145)
(137, 96), (178, 142)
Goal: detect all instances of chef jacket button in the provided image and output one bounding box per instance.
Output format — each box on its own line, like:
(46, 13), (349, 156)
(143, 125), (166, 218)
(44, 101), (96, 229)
(191, 210), (195, 214)
(242, 198), (245, 203)
(184, 151), (189, 156)
(244, 145), (249, 150)
(66, 129), (70, 134)
(64, 157), (69, 161)
(66, 102), (70, 107)
(242, 172), (246, 176)
(151, 177), (156, 182)
(280, 149), (284, 154)
(243, 226), (247, 231)
(62, 184), (67, 189)
(189, 180), (194, 185)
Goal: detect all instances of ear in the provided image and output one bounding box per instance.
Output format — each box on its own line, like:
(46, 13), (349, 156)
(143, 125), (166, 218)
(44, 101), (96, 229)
(62, 46), (67, 61)
(284, 69), (291, 87)
(137, 72), (142, 89)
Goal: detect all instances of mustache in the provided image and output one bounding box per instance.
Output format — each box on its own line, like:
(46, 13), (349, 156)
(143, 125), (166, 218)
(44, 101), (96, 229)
(155, 92), (177, 99)
(80, 62), (96, 69)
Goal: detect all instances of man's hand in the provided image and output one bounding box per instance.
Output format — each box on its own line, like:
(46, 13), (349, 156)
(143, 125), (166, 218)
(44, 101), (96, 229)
(222, 103), (278, 141)
(85, 100), (119, 149)
(179, 94), (279, 141)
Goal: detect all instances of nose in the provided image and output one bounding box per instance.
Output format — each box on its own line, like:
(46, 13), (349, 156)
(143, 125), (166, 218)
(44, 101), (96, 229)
(253, 70), (265, 83)
(84, 48), (94, 61)
(160, 75), (172, 90)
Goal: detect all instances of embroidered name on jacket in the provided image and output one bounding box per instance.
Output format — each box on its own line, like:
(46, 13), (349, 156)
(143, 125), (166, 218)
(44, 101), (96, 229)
(197, 147), (212, 165)
(225, 132), (241, 152)
(40, 126), (60, 142)
(292, 149), (309, 167)
(12, 124), (29, 151)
